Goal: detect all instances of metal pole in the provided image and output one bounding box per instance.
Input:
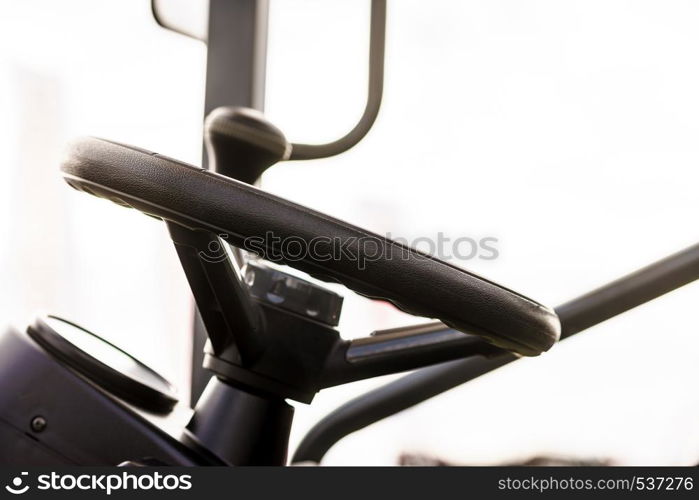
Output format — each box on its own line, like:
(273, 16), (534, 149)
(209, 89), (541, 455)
(292, 242), (699, 463)
(191, 0), (270, 406)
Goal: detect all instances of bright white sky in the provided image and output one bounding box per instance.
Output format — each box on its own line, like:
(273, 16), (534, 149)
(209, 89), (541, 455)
(0, 0), (697, 465)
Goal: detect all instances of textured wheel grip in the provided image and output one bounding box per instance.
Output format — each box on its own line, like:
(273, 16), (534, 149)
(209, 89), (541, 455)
(61, 137), (560, 356)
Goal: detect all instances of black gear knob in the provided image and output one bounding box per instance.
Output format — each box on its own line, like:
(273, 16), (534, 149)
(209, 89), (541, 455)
(204, 107), (290, 184)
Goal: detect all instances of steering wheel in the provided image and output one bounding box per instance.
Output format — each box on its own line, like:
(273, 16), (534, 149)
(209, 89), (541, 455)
(61, 137), (560, 358)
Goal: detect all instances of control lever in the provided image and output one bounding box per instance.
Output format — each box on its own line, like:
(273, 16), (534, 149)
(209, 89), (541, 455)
(205, 107), (290, 184)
